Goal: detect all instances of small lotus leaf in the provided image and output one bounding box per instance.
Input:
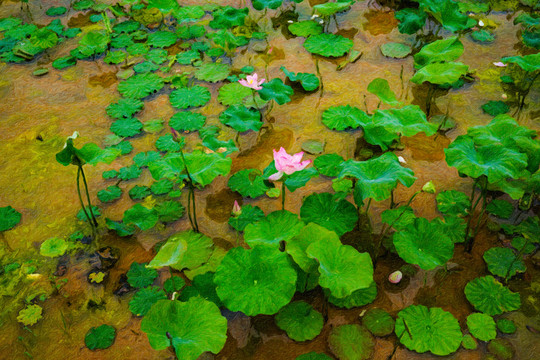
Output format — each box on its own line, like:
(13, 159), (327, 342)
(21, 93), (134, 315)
(367, 78), (403, 106)
(0, 206), (21, 231)
(414, 36), (464, 68)
(436, 190), (470, 217)
(314, 154), (344, 177)
(170, 111), (206, 132)
(194, 62), (230, 83)
(170, 86), (211, 109)
(40, 237), (68, 257)
(281, 67), (320, 91)
(467, 313), (496, 342)
(228, 205), (265, 231)
(85, 324), (116, 350)
(322, 105), (369, 131)
(218, 82), (252, 105)
(295, 353), (332, 360)
(411, 62), (469, 85)
(258, 78), (294, 105)
(275, 301), (324, 341)
(300, 192), (357, 236)
(496, 319), (517, 334)
(395, 8), (427, 34)
(326, 282), (377, 309)
(228, 169), (269, 198)
(123, 204), (158, 230)
(127, 262), (158, 288)
(483, 247), (525, 279)
(464, 276), (521, 315)
(148, 230), (213, 271)
(362, 308), (395, 337)
(129, 286), (167, 316)
(380, 42), (411, 59)
(118, 73), (164, 99)
(304, 33), (353, 57)
(288, 21), (323, 37)
(220, 105), (262, 132)
(328, 324), (374, 360)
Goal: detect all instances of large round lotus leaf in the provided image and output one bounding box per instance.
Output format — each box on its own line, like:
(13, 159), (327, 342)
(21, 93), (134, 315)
(380, 42), (411, 59)
(275, 301), (324, 341)
(483, 247), (526, 279)
(339, 152), (416, 202)
(228, 204), (265, 232)
(288, 21), (323, 37)
(106, 98), (144, 119)
(307, 240), (373, 298)
(258, 78), (294, 105)
(218, 82), (252, 105)
(117, 73), (164, 99)
(445, 136), (528, 183)
(0, 206), (22, 231)
(328, 324), (374, 360)
(123, 204), (158, 231)
(295, 352), (332, 360)
(228, 169), (269, 198)
(467, 115), (537, 148)
(214, 246), (297, 316)
(85, 324), (116, 350)
(287, 223), (341, 273)
(411, 62), (469, 85)
(304, 33), (353, 57)
(326, 281), (377, 309)
(467, 313), (496, 342)
(141, 298), (227, 360)
(148, 230), (213, 271)
(170, 86), (211, 109)
(436, 190), (470, 217)
(362, 308), (395, 337)
(502, 53), (540, 72)
(395, 305), (462, 356)
(170, 111), (206, 132)
(219, 105), (262, 133)
(147, 31), (177, 48)
(194, 62), (230, 82)
(414, 36), (464, 68)
(314, 154), (345, 178)
(322, 105), (369, 131)
(40, 237), (68, 257)
(244, 210), (304, 248)
(110, 118), (143, 137)
(300, 192), (358, 236)
(464, 276), (521, 315)
(393, 217), (454, 270)
(381, 206), (416, 231)
(129, 286), (167, 316)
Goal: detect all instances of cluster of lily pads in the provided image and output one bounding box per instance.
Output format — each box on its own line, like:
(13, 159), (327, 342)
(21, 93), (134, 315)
(1, 0), (539, 359)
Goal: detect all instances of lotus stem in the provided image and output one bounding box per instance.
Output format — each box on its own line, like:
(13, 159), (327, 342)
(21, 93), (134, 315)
(464, 177), (486, 252)
(179, 150), (199, 232)
(281, 181), (286, 211)
(76, 167), (97, 239)
(79, 165), (98, 227)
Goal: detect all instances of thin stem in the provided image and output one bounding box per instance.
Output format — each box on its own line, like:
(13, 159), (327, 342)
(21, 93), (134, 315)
(76, 167), (92, 226)
(186, 186), (194, 230)
(79, 166), (98, 227)
(191, 185), (199, 232)
(465, 178), (485, 252)
(281, 181), (286, 211)
(365, 198), (372, 213)
(179, 150), (199, 232)
(464, 178), (480, 242)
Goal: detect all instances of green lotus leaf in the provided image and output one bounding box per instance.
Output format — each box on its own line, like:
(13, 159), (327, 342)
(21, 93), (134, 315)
(465, 276), (521, 315)
(445, 136), (528, 183)
(300, 192), (357, 236)
(486, 199), (514, 219)
(314, 2), (352, 16)
(170, 86), (211, 109)
(436, 190), (470, 217)
(314, 153), (345, 177)
(209, 6), (248, 29)
(471, 29), (495, 43)
(133, 61), (160, 73)
(244, 210), (304, 248)
(129, 185), (151, 200)
(217, 82), (252, 106)
(214, 246), (297, 315)
(381, 206), (416, 231)
(362, 308), (395, 337)
(275, 301), (323, 341)
(502, 53), (540, 72)
(118, 73), (164, 99)
(308, 240), (373, 298)
(467, 115), (537, 149)
(511, 237), (535, 254)
(367, 78), (403, 106)
(97, 185), (122, 203)
(228, 169), (269, 198)
(17, 304), (42, 326)
(40, 237), (68, 257)
(258, 78), (294, 105)
(483, 247), (525, 279)
(295, 352), (332, 360)
(380, 42), (412, 58)
(288, 21), (323, 37)
(322, 105), (369, 131)
(328, 324), (374, 360)
(155, 200), (184, 222)
(417, 0), (475, 32)
(339, 152), (416, 201)
(107, 98), (144, 119)
(496, 319), (517, 334)
(141, 298), (227, 360)
(127, 262), (158, 288)
(194, 62), (231, 83)
(143, 119), (164, 133)
(170, 111), (206, 132)
(280, 67), (320, 91)
(129, 286), (167, 316)
(155, 134), (182, 152)
(176, 24), (205, 39)
(110, 118), (143, 137)
(147, 31), (177, 48)
(85, 324), (116, 350)
(113, 20), (140, 33)
(326, 281), (377, 309)
(150, 179), (173, 195)
(395, 305), (462, 356)
(73, 0), (95, 11)
(0, 17), (22, 31)
(467, 313), (496, 342)
(411, 62), (469, 85)
(253, 0), (283, 10)
(118, 165), (141, 180)
(77, 30), (110, 57)
(393, 217), (454, 270)
(30, 28), (58, 49)
(105, 218), (136, 237)
(462, 334), (477, 350)
(185, 151), (232, 187)
(228, 204), (265, 231)
(52, 55), (77, 69)
(283, 167), (319, 192)
(395, 8), (427, 34)
(126, 43), (149, 56)
(103, 50), (126, 64)
(178, 272), (222, 307)
(0, 206), (22, 232)
(287, 223), (341, 273)
(433, 215), (466, 244)
(75, 206), (100, 223)
(163, 276), (186, 294)
(46, 6), (67, 16)
(482, 100), (509, 116)
(124, 204), (159, 231)
(414, 36), (464, 68)
(184, 247), (227, 280)
(148, 230), (213, 271)
(304, 33), (353, 57)
(219, 105), (262, 132)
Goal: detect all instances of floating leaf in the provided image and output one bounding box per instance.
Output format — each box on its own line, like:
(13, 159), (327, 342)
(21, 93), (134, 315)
(395, 8), (427, 34)
(39, 237), (68, 257)
(300, 192), (357, 236)
(217, 82), (252, 106)
(129, 185), (151, 200)
(482, 101), (509, 116)
(0, 206), (22, 232)
(326, 282), (377, 309)
(118, 165), (141, 180)
(148, 230), (213, 270)
(314, 153), (344, 177)
(127, 262), (158, 288)
(462, 334), (477, 350)
(228, 169), (269, 198)
(106, 98), (144, 119)
(129, 286), (167, 316)
(156, 134), (182, 152)
(194, 62), (230, 83)
(395, 305), (462, 356)
(219, 105), (262, 132)
(170, 86), (211, 109)
(110, 118), (143, 137)
(209, 6), (248, 29)
(258, 78), (294, 105)
(147, 31), (177, 48)
(46, 6), (67, 16)
(304, 33), (353, 57)
(17, 304), (42, 326)
(483, 247), (525, 279)
(124, 204), (158, 230)
(313, 2), (352, 16)
(275, 301), (324, 341)
(414, 36), (464, 68)
(322, 105), (369, 131)
(244, 210), (304, 248)
(155, 201), (184, 222)
(170, 111), (206, 132)
(486, 199), (513, 219)
(411, 62), (469, 85)
(214, 246), (297, 316)
(163, 276), (186, 294)
(288, 21), (323, 37)
(252, 0), (283, 10)
(228, 205), (265, 231)
(281, 67), (320, 91)
(380, 42), (411, 59)
(367, 78), (403, 106)
(464, 276), (521, 315)
(85, 325), (116, 350)
(363, 308), (395, 337)
(328, 324), (374, 360)
(502, 53), (540, 72)
(118, 73), (164, 99)
(436, 190), (470, 217)
(381, 206), (416, 231)
(30, 28), (58, 49)
(467, 313), (496, 342)
(178, 272), (222, 307)
(496, 319), (516, 334)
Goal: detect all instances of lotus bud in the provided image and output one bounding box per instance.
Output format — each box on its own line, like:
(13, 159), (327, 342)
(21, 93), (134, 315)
(502, 93), (508, 100)
(389, 270), (402, 284)
(422, 181), (436, 194)
(478, 20), (485, 27)
(493, 62), (507, 67)
(232, 200), (242, 217)
(398, 156), (406, 164)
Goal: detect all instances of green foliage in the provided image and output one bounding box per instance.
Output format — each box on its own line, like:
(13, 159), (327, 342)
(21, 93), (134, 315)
(486, 199), (514, 219)
(228, 204), (265, 231)
(313, 2), (352, 16)
(483, 247), (525, 279)
(170, 111), (206, 132)
(275, 301), (324, 341)
(465, 276), (521, 315)
(219, 105), (262, 132)
(414, 37), (464, 69)
(170, 86), (211, 109)
(436, 190), (470, 216)
(496, 319), (517, 334)
(194, 62), (231, 82)
(362, 308), (395, 337)
(501, 53), (540, 72)
(467, 313), (496, 341)
(462, 334), (477, 350)
(259, 78), (294, 105)
(127, 262), (158, 288)
(288, 21), (323, 37)
(218, 82), (252, 106)
(163, 276), (186, 294)
(326, 282), (377, 309)
(209, 6), (248, 29)
(17, 304), (43, 326)
(0, 206), (21, 232)
(228, 169), (269, 198)
(367, 78), (402, 106)
(147, 230), (213, 270)
(156, 134), (182, 152)
(328, 324), (374, 360)
(299, 192), (357, 236)
(296, 353), (332, 360)
(77, 31), (110, 57)
(46, 6), (67, 16)
(380, 42), (411, 59)
(40, 237), (68, 257)
(304, 33), (353, 57)
(280, 67), (320, 91)
(129, 286), (167, 316)
(128, 185), (150, 200)
(118, 73), (164, 99)
(147, 31), (177, 48)
(411, 62), (469, 85)
(322, 105), (368, 131)
(395, 8), (427, 34)
(314, 153), (344, 177)
(482, 101), (509, 116)
(85, 324), (116, 350)
(244, 210), (304, 248)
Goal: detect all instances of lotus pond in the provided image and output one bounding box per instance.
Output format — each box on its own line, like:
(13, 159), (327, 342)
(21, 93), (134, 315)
(0, 0), (539, 359)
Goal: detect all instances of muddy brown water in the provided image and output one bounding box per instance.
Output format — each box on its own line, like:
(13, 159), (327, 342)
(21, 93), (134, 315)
(0, 0), (539, 359)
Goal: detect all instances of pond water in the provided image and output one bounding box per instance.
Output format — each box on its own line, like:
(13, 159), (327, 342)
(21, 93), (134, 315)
(0, 0), (539, 359)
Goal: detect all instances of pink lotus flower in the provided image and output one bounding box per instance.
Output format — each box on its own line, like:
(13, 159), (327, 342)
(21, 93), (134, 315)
(239, 73), (265, 90)
(268, 147), (312, 181)
(232, 200), (241, 217)
(389, 270), (403, 284)
(493, 62), (507, 67)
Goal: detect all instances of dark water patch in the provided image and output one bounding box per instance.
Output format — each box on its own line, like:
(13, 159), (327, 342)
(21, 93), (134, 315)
(401, 133), (451, 161)
(271, 10), (298, 40)
(335, 27), (358, 40)
(88, 71), (118, 88)
(205, 188), (242, 223)
(68, 12), (95, 28)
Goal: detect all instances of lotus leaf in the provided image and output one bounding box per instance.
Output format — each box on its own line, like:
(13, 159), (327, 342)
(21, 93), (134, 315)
(97, 185), (122, 203)
(209, 6), (248, 29)
(127, 43), (149, 56)
(77, 31), (110, 57)
(486, 199), (514, 219)
(296, 353), (332, 360)
(218, 82), (252, 105)
(129, 286), (167, 316)
(339, 152), (416, 201)
(313, 2), (352, 16)
(194, 62), (231, 83)
(367, 78), (402, 106)
(462, 334), (477, 350)
(362, 308), (395, 336)
(117, 165), (141, 180)
(178, 272), (222, 307)
(155, 134), (182, 152)
(496, 319), (517, 334)
(483, 247), (525, 279)
(258, 78), (294, 105)
(133, 61), (160, 73)
(0, 206), (21, 231)
(17, 304), (42, 326)
(280, 67), (320, 91)
(416, 0), (474, 32)
(127, 262), (158, 288)
(228, 169), (269, 198)
(300, 192), (357, 236)
(170, 86), (211, 109)
(184, 248), (227, 280)
(380, 42), (412, 58)
(147, 31), (177, 48)
(163, 276), (185, 294)
(73, 0), (95, 11)
(395, 8), (427, 34)
(184, 151), (231, 186)
(228, 204), (265, 231)
(46, 6), (67, 16)
(219, 105), (262, 132)
(76, 206), (101, 221)
(411, 62), (469, 85)
(322, 105), (369, 131)
(433, 216), (466, 243)
(314, 153), (344, 177)
(381, 206), (416, 231)
(467, 313), (496, 342)
(467, 115), (537, 148)
(170, 111), (206, 132)
(141, 298), (227, 360)
(118, 73), (164, 99)
(275, 301), (324, 341)
(107, 98), (144, 119)
(52, 56), (77, 69)
(148, 230), (213, 270)
(436, 190), (470, 216)
(150, 179), (173, 195)
(129, 185), (151, 200)
(304, 33), (353, 57)
(85, 324), (116, 350)
(326, 281), (377, 309)
(288, 21), (323, 37)
(124, 204), (158, 230)
(502, 53), (540, 72)
(30, 28), (58, 49)
(393, 217), (454, 270)
(482, 100), (509, 116)
(244, 210), (304, 248)
(105, 219), (136, 237)
(40, 237), (68, 257)
(214, 246), (297, 315)
(465, 276), (521, 315)
(143, 119), (164, 133)
(155, 201), (184, 222)
(110, 118), (143, 137)
(414, 36), (464, 68)
(328, 324), (374, 360)
(395, 305), (462, 356)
